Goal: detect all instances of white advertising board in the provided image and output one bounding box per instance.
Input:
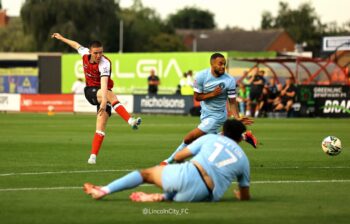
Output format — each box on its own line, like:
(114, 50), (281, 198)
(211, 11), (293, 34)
(0, 94), (20, 111)
(323, 36), (350, 51)
(74, 94), (133, 113)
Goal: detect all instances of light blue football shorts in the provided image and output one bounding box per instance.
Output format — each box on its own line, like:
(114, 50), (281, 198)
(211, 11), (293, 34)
(161, 162), (211, 202)
(198, 111), (226, 134)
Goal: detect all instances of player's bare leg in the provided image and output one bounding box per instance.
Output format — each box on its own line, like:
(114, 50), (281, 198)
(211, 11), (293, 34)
(285, 100), (293, 112)
(245, 99), (252, 116)
(84, 166), (165, 201)
(88, 111), (109, 164)
(161, 128), (206, 165)
(183, 128), (206, 144)
(140, 166), (164, 187)
(254, 100), (262, 117)
(97, 90), (141, 129)
(130, 166), (165, 202)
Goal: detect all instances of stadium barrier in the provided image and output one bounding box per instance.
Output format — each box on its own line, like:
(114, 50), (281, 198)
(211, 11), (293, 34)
(20, 94), (74, 112)
(73, 94), (95, 113)
(1, 90), (350, 117)
(133, 95), (194, 115)
(0, 94), (20, 111)
(73, 94), (134, 113)
(297, 85), (350, 117)
(0, 94), (135, 113)
(0, 94), (191, 114)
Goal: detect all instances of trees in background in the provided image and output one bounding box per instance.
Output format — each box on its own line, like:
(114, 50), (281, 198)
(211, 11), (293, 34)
(16, 0), (186, 52)
(261, 1), (350, 56)
(167, 7), (215, 29)
(120, 0), (185, 52)
(2, 0), (349, 53)
(21, 0), (119, 52)
(0, 17), (34, 51)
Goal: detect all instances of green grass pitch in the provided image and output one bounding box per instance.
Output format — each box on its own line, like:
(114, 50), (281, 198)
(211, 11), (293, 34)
(0, 113), (349, 224)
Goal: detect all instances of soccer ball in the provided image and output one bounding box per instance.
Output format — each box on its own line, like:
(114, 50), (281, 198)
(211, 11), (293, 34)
(321, 136), (342, 156)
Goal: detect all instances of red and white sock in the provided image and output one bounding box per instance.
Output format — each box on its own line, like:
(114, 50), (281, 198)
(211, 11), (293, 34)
(91, 130), (105, 156)
(112, 101), (132, 123)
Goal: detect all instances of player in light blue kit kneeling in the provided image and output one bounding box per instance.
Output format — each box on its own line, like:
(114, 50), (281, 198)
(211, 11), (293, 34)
(84, 119), (250, 202)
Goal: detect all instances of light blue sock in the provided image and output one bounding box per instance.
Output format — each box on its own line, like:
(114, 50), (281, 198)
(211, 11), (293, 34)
(105, 170), (143, 193)
(165, 142), (187, 163)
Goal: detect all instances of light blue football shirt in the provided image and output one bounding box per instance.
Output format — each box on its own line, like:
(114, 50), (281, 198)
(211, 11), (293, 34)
(193, 68), (236, 115)
(188, 134), (250, 201)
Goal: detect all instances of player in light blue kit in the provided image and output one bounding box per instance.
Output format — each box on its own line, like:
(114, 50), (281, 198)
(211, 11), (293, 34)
(161, 53), (256, 165)
(83, 119), (250, 202)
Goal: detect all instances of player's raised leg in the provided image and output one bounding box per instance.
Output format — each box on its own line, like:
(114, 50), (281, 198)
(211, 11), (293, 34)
(99, 90), (141, 129)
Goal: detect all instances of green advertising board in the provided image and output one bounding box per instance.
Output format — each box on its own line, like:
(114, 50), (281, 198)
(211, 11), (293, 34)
(62, 52), (226, 94)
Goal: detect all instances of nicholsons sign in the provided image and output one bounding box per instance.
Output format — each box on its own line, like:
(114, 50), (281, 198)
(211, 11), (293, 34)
(134, 95), (193, 114)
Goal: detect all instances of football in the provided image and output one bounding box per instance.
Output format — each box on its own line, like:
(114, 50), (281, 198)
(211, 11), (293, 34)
(321, 136), (342, 156)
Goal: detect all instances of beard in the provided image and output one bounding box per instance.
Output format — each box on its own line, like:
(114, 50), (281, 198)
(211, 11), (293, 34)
(214, 68), (225, 76)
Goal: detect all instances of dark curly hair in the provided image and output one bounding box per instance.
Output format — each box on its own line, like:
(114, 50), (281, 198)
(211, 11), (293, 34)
(210, 53), (225, 62)
(223, 119), (246, 142)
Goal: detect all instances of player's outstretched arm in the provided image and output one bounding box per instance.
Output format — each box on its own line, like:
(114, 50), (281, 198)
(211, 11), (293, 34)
(228, 98), (254, 125)
(51, 33), (81, 50)
(173, 147), (193, 163)
(227, 97), (241, 119)
(234, 186), (250, 201)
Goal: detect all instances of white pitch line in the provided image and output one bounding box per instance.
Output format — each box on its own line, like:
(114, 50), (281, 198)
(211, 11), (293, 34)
(1, 166), (350, 177)
(0, 169), (133, 177)
(1, 180), (350, 192)
(252, 166), (350, 169)
(0, 186), (82, 191)
(252, 179), (350, 184)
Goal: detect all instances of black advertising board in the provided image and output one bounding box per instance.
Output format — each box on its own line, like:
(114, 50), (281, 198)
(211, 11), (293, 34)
(298, 85), (350, 117)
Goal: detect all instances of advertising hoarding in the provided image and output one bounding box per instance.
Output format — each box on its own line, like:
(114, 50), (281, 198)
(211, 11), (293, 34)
(20, 94), (74, 112)
(0, 68), (38, 94)
(298, 85), (350, 117)
(134, 95), (193, 114)
(0, 94), (20, 111)
(73, 94), (134, 113)
(62, 52), (223, 94)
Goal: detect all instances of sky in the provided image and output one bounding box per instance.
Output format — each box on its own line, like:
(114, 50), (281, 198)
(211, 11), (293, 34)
(2, 0), (350, 30)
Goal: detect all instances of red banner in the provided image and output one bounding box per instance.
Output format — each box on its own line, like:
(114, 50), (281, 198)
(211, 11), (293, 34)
(20, 94), (74, 112)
